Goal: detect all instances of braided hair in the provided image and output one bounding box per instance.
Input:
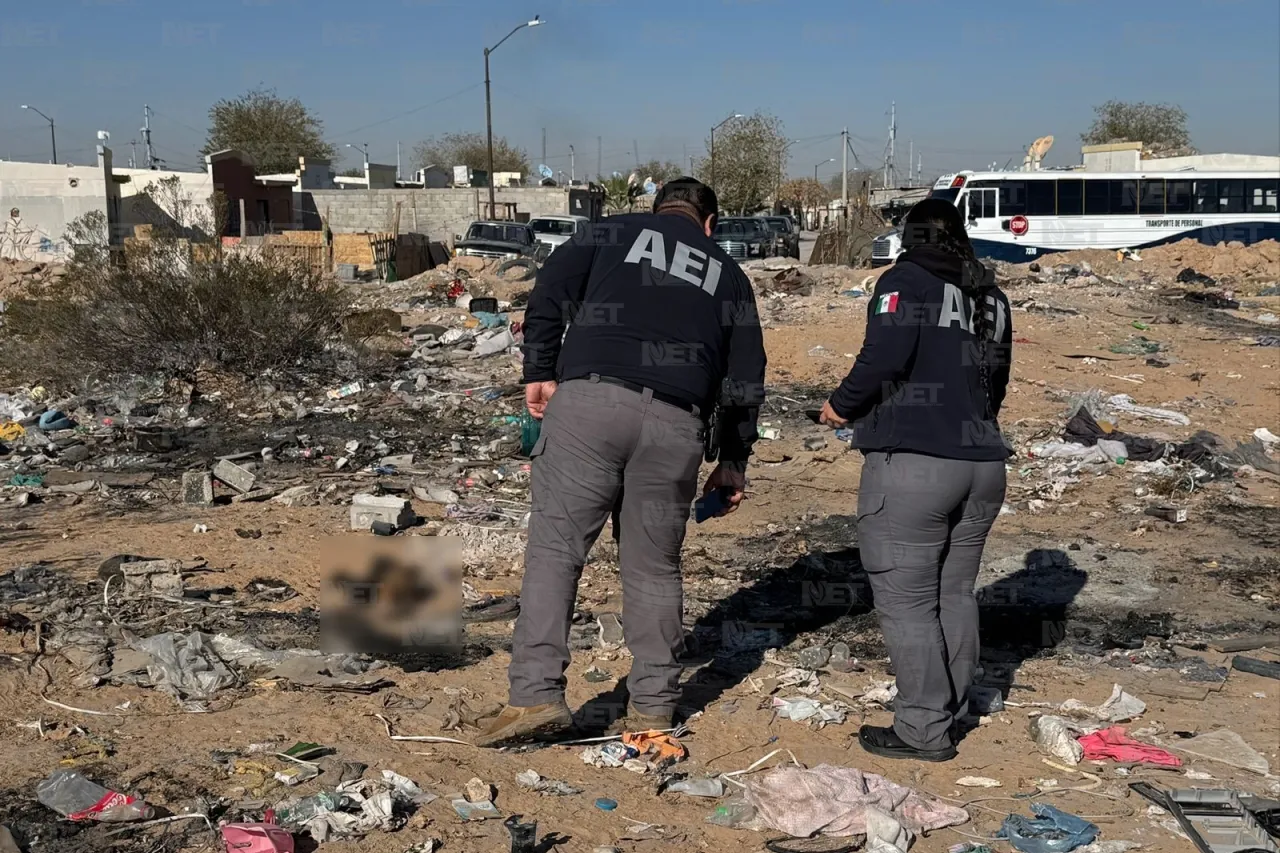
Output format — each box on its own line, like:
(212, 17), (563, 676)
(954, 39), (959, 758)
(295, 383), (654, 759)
(900, 198), (999, 419)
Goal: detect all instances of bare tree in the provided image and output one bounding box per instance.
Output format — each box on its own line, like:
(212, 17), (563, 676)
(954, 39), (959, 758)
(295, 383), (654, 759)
(694, 112), (787, 214)
(1082, 100), (1195, 156)
(413, 132), (530, 174)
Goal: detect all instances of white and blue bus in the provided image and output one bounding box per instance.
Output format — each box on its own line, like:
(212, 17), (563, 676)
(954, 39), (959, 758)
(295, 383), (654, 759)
(916, 170), (1280, 263)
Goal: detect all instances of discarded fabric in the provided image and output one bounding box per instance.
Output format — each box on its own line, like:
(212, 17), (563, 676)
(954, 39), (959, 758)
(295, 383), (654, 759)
(771, 696), (847, 727)
(1076, 726), (1181, 766)
(1106, 394), (1190, 426)
(997, 803), (1099, 853)
(1029, 715), (1083, 765)
(1057, 684), (1146, 723)
(744, 764), (969, 839)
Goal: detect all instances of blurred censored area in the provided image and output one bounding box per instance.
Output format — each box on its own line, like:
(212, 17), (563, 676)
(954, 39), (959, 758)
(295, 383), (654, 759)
(319, 536), (463, 656)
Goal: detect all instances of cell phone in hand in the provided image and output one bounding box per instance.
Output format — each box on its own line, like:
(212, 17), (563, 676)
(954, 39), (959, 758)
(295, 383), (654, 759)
(694, 488), (730, 524)
(804, 409), (823, 424)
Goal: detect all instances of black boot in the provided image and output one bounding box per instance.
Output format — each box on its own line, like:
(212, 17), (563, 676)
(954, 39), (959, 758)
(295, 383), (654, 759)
(858, 725), (957, 762)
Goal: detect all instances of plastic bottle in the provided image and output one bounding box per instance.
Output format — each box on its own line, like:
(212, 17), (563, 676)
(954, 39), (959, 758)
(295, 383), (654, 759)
(706, 798), (757, 828)
(519, 411), (542, 457)
(36, 770), (154, 822)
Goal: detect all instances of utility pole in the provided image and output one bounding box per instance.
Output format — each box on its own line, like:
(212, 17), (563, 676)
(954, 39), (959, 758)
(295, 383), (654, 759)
(569, 144), (575, 183)
(142, 104), (155, 169)
(632, 139), (639, 170)
(917, 153), (922, 185)
(907, 140), (913, 186)
(129, 139), (137, 169)
(841, 127), (849, 219)
(396, 141), (402, 181)
(888, 101), (896, 187)
(483, 16), (545, 215)
(596, 136), (601, 180)
(541, 127), (546, 165)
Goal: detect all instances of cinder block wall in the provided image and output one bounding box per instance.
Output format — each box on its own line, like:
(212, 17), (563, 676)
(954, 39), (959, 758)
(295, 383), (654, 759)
(303, 187), (570, 246)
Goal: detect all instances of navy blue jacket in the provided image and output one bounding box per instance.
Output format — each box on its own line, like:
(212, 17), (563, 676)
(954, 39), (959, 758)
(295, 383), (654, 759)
(829, 245), (1013, 461)
(521, 212), (766, 463)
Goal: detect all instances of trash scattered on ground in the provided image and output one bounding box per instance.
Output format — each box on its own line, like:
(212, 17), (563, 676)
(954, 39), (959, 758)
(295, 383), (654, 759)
(1232, 655), (1280, 680)
(505, 815), (538, 853)
(997, 803), (1099, 853)
(36, 769), (154, 821)
(1172, 728), (1271, 776)
(743, 764), (969, 839)
(664, 776), (726, 798)
(1030, 715), (1084, 765)
(1077, 726), (1182, 766)
(1057, 684), (1146, 723)
(956, 777), (1003, 788)
(594, 797), (618, 811)
(220, 822), (296, 852)
(771, 696), (848, 727)
(515, 770), (582, 796)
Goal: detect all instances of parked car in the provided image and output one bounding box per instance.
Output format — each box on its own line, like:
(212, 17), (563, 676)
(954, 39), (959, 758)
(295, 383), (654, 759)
(529, 214), (591, 253)
(713, 217), (772, 261)
(454, 220), (547, 263)
(761, 216), (800, 259)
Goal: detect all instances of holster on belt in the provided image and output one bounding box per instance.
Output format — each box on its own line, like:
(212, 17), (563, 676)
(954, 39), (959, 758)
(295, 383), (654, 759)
(703, 403), (721, 463)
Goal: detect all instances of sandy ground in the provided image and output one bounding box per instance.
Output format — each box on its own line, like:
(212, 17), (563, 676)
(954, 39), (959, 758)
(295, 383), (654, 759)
(1, 241), (1279, 853)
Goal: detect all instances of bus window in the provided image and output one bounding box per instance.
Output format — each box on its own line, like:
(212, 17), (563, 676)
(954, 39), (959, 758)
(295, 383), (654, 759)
(1219, 179), (1246, 213)
(1085, 179), (1110, 215)
(1026, 181), (1055, 216)
(1139, 179), (1166, 215)
(1057, 180), (1084, 216)
(1194, 180), (1219, 213)
(1110, 180), (1138, 215)
(999, 181), (1027, 216)
(1167, 180), (1193, 214)
(966, 184), (997, 218)
(1247, 179), (1279, 213)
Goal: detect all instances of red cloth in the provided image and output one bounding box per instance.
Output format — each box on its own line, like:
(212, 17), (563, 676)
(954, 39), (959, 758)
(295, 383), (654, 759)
(1077, 726), (1182, 767)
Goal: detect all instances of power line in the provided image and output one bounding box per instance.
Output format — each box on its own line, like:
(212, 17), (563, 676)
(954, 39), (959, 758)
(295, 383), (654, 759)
(333, 81), (484, 137)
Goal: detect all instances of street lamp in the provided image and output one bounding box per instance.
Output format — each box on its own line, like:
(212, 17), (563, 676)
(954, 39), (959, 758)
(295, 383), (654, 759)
(709, 112), (742, 194)
(484, 15), (544, 213)
(814, 157), (835, 182)
(569, 144), (575, 183)
(346, 142), (369, 169)
(21, 104), (56, 164)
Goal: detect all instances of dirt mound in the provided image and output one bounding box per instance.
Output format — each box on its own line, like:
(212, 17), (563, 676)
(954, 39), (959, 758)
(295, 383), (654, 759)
(1011, 238), (1280, 286)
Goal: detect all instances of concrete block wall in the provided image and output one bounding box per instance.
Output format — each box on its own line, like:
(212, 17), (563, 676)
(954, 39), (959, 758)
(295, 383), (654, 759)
(303, 187), (571, 246)
(0, 148), (116, 262)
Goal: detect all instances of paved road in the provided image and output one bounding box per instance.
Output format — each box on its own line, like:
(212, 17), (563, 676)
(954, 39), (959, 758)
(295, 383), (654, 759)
(798, 230), (819, 264)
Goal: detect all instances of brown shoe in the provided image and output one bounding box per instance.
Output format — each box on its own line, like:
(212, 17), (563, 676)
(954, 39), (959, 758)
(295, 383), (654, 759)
(474, 701), (573, 748)
(605, 707), (673, 736)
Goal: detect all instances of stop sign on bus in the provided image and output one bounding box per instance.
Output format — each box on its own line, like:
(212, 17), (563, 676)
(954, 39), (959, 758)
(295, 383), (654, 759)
(1009, 215), (1029, 236)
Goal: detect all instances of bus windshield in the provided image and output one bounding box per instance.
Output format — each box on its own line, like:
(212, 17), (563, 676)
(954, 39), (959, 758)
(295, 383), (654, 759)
(926, 187), (961, 205)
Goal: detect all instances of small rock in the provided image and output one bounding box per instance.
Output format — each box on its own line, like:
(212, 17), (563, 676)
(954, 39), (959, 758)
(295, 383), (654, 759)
(464, 778), (492, 804)
(803, 436), (827, 451)
(59, 444), (91, 464)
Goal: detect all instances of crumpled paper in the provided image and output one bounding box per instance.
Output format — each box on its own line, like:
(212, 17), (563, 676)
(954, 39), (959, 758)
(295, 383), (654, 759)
(1058, 684), (1146, 723)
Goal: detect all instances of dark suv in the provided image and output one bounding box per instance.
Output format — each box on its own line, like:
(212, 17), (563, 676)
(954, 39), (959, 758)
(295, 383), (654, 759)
(761, 216), (800, 259)
(713, 217), (772, 261)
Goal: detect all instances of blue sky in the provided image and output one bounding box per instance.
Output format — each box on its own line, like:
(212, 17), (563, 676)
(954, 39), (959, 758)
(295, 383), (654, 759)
(2, 0), (1277, 179)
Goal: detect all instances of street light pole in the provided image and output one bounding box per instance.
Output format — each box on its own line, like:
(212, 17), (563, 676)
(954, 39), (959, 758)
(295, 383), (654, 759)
(484, 15), (544, 216)
(21, 104), (56, 164)
(814, 157), (835, 182)
(708, 112), (742, 194)
(569, 144), (575, 183)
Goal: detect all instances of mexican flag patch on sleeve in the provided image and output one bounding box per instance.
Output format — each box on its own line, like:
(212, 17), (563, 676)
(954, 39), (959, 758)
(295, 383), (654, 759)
(875, 292), (899, 315)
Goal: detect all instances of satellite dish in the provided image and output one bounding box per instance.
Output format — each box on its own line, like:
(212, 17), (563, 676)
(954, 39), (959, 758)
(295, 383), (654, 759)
(643, 180), (657, 195)
(611, 171), (622, 178)
(538, 164), (553, 179)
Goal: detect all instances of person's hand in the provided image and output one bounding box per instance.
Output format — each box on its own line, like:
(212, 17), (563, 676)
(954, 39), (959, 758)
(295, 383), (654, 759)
(819, 400), (848, 428)
(702, 463), (747, 516)
(525, 381), (557, 420)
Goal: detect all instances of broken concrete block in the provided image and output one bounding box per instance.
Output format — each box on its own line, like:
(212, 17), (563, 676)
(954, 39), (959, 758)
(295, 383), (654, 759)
(182, 471), (214, 505)
(272, 485), (318, 507)
(212, 459), (256, 494)
(231, 487), (280, 504)
(350, 493), (415, 532)
(120, 559), (184, 598)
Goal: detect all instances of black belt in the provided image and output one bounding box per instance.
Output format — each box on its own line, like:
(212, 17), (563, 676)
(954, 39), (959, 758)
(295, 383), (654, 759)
(589, 375), (700, 416)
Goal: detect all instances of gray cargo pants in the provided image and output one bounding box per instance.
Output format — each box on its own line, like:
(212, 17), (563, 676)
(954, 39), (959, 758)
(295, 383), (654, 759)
(508, 377), (704, 715)
(856, 451), (1006, 751)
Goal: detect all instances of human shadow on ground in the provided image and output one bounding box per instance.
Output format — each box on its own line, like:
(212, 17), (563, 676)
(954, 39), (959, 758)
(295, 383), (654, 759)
(674, 540), (1088, 721)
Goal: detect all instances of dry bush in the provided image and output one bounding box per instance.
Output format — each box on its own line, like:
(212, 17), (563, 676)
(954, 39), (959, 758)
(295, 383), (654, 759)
(1, 210), (346, 390)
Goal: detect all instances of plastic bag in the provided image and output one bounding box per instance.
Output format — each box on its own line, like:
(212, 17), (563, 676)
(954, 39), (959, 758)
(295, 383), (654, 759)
(36, 770), (154, 822)
(1029, 715), (1083, 765)
(997, 803), (1098, 853)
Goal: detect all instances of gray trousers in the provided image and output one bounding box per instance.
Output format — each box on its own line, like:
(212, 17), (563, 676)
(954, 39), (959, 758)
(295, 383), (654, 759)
(857, 451), (1006, 750)
(508, 378), (704, 715)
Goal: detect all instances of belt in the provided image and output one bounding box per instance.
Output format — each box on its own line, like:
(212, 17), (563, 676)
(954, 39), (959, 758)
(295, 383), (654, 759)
(589, 374), (700, 416)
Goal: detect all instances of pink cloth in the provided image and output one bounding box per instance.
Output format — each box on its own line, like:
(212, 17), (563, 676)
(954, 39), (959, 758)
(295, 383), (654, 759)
(1077, 726), (1182, 767)
(745, 764), (970, 838)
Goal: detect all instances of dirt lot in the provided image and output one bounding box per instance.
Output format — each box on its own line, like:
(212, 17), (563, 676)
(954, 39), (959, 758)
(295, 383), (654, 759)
(1, 241), (1278, 853)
